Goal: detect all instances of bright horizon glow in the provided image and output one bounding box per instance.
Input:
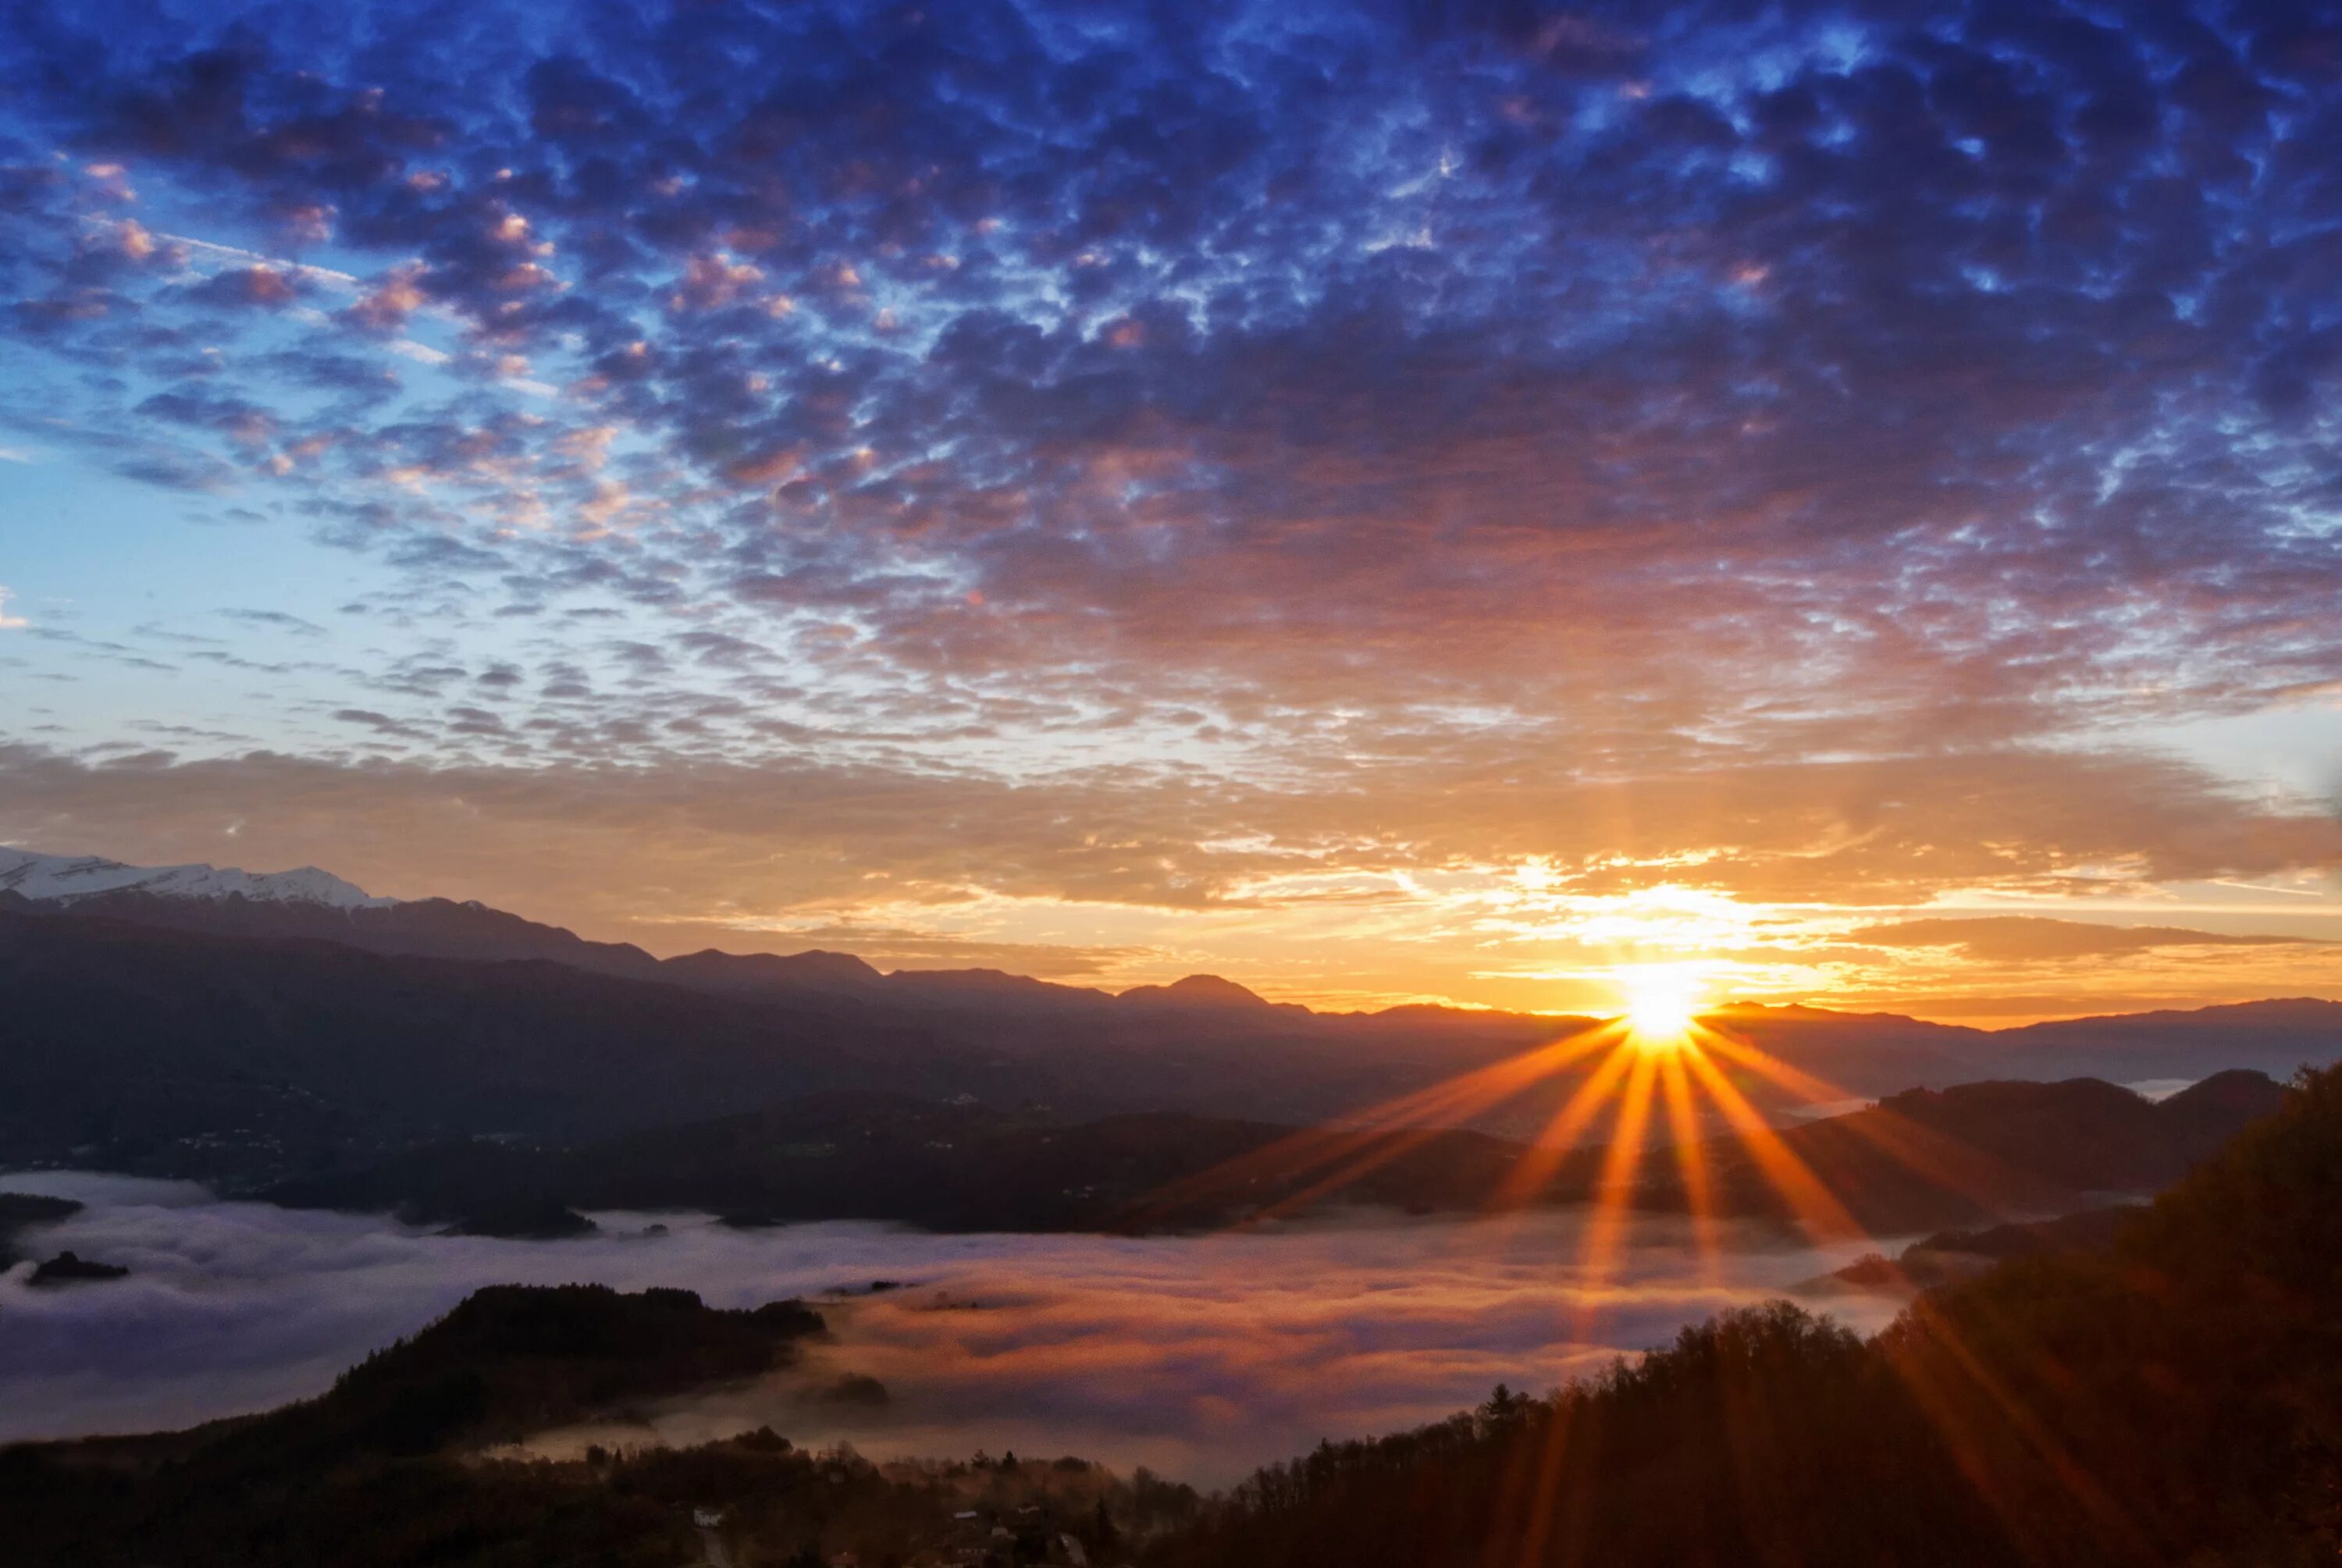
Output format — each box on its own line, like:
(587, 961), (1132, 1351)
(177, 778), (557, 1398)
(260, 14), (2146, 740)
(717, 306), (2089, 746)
(1619, 967), (1707, 1047)
(1160, 1008), (1883, 1306)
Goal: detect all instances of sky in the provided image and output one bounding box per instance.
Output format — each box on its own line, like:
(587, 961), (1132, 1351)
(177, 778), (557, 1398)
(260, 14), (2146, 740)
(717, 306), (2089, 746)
(1, 0), (2339, 1021)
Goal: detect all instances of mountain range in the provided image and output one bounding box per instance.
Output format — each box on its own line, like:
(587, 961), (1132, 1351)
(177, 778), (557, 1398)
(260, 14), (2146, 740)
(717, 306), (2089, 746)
(0, 848), (391, 909)
(2, 844), (2337, 1205)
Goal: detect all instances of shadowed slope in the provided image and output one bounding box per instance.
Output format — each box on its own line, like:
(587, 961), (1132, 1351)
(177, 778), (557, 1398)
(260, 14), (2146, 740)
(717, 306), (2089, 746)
(1144, 1063), (2342, 1566)
(0, 1285), (829, 1566)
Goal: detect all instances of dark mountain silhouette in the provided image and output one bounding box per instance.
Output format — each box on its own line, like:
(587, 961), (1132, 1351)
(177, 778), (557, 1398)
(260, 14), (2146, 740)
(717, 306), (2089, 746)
(437, 1200), (599, 1239)
(0, 884), (671, 975)
(9, 876), (2337, 1117)
(304, 1285), (825, 1453)
(0, 901), (1575, 1175)
(26, 1249), (129, 1285)
(0, 1282), (1151, 1568)
(1710, 1069), (2280, 1232)
(0, 907), (973, 1182)
(1, 886), (1270, 1022)
(2, 873), (2336, 1197)
(1116, 974), (1289, 1011)
(265, 1071), (2285, 1239)
(660, 944), (888, 997)
(1437, 1068), (2298, 1238)
(0, 1191), (82, 1268)
(1824, 1204), (2145, 1293)
(265, 1093), (1529, 1232)
(1981, 997), (2342, 1082)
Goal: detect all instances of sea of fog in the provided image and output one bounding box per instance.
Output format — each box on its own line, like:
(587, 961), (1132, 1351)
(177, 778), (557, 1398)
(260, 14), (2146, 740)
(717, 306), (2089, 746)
(0, 1172), (1906, 1487)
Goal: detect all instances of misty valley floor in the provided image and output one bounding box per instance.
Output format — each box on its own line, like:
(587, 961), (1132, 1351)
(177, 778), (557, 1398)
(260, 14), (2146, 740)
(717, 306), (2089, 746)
(0, 1172), (1898, 1488)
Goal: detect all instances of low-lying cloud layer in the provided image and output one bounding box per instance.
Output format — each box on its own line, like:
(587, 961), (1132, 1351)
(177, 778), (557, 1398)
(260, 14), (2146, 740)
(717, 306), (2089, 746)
(0, 1173), (1892, 1485)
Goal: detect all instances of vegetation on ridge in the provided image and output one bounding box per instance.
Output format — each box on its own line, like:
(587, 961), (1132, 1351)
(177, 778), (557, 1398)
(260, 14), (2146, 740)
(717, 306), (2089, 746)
(1142, 1062), (2342, 1566)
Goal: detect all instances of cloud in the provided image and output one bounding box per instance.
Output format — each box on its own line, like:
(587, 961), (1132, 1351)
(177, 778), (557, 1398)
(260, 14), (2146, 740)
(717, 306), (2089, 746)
(180, 264), (299, 310)
(2, 0), (2340, 1012)
(2, 739), (2337, 927)
(0, 0), (2334, 757)
(0, 1175), (1894, 1484)
(1846, 917), (2333, 965)
(221, 609), (326, 637)
(0, 588), (24, 630)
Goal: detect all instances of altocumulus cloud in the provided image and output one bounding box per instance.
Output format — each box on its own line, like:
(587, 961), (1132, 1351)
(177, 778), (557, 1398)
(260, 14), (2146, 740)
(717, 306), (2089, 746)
(2, 0), (2340, 1003)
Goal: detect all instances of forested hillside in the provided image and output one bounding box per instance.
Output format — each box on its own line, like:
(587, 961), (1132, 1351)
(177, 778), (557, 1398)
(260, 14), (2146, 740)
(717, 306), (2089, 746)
(1147, 1063), (2342, 1566)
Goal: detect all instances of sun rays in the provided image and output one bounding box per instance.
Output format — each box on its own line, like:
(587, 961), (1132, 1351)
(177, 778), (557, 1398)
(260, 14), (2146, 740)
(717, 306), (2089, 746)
(1119, 1001), (2145, 1563)
(1123, 993), (2157, 1562)
(1135, 994), (1877, 1282)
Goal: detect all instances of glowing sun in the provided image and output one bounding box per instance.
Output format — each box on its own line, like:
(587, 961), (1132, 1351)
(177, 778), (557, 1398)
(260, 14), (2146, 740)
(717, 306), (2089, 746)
(1620, 968), (1705, 1047)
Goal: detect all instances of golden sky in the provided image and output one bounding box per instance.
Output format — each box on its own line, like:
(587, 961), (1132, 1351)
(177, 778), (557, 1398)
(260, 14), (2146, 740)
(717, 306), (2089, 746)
(3, 0), (2340, 1023)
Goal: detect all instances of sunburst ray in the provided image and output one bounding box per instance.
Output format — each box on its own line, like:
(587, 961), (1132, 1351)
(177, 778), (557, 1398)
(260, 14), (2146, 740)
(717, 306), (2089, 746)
(1126, 1021), (1625, 1228)
(1655, 1047), (1723, 1284)
(1568, 1047), (1664, 1332)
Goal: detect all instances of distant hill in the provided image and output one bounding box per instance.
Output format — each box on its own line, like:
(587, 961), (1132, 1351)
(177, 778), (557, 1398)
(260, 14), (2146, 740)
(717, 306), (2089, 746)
(1460, 1067), (2294, 1236)
(0, 1284), (840, 1567)
(1721, 1068), (2290, 1231)
(0, 908), (952, 1181)
(315, 1285), (826, 1452)
(0, 906), (1577, 1186)
(265, 1072), (2287, 1239)
(1982, 997), (2342, 1083)
(0, 1281), (1149, 1568)
(26, 1249), (130, 1285)
(264, 1091), (1528, 1232)
(0, 1190), (82, 1268)
(1821, 1204), (2144, 1294)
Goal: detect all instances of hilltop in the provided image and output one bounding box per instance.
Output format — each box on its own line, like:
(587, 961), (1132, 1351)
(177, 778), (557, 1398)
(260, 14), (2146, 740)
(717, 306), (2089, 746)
(0, 1283), (1159, 1568)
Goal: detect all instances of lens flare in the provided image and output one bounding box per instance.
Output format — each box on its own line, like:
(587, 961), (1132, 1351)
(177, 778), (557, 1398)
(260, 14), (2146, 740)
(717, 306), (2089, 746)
(1128, 983), (2132, 1566)
(1619, 965), (1705, 1047)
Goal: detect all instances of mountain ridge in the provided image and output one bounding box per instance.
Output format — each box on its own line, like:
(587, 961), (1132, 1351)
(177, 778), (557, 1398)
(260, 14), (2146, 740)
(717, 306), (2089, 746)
(7, 845), (2337, 1052)
(2, 847), (2337, 1191)
(0, 847), (393, 911)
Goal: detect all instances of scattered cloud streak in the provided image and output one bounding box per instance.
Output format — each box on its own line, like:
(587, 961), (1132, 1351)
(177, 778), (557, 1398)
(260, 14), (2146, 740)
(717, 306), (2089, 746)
(1846, 916), (2332, 964)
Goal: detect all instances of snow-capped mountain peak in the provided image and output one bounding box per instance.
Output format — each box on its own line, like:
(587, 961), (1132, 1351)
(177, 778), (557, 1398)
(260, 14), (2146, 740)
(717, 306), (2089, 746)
(0, 847), (397, 910)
